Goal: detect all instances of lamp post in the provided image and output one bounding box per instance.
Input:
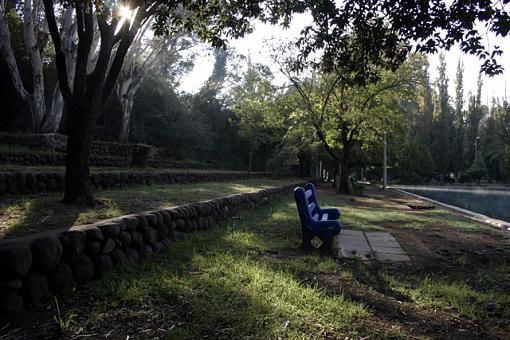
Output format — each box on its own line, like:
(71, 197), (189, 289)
(383, 131), (388, 190)
(474, 136), (480, 160)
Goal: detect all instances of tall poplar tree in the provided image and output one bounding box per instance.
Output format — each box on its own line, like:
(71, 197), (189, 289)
(465, 74), (484, 166)
(431, 53), (452, 179)
(415, 56), (434, 146)
(452, 59), (465, 176)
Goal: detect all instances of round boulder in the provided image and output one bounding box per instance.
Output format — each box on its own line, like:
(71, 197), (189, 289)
(101, 239), (116, 254)
(124, 247), (140, 264)
(49, 263), (74, 293)
(0, 245), (32, 278)
(31, 237), (63, 274)
(0, 278), (22, 293)
(94, 255), (114, 276)
(118, 231), (132, 247)
(23, 273), (49, 302)
(142, 228), (158, 245)
(84, 241), (101, 256)
(0, 292), (23, 314)
(61, 230), (86, 263)
(72, 255), (94, 284)
(100, 223), (120, 238)
(110, 249), (126, 265)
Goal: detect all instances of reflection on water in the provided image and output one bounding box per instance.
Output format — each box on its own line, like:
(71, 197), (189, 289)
(396, 186), (510, 223)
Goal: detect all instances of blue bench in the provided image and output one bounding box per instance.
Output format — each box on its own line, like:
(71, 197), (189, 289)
(294, 183), (342, 251)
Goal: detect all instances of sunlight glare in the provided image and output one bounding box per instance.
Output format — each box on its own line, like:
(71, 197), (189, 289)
(115, 5), (138, 35)
(119, 5), (133, 20)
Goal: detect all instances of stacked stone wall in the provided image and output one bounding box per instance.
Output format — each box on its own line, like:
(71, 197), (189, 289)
(0, 170), (270, 195)
(0, 133), (157, 166)
(0, 181), (312, 314)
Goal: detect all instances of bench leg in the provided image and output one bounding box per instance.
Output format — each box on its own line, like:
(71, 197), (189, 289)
(320, 233), (335, 254)
(301, 230), (314, 250)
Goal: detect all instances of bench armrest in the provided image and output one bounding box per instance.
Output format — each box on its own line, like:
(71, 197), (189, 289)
(320, 208), (341, 219)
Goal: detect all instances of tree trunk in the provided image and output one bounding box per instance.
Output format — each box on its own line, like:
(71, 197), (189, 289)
(62, 103), (95, 205)
(23, 0), (46, 132)
(42, 84), (65, 132)
(339, 157), (350, 194)
(248, 150), (254, 173)
(118, 96), (134, 142)
(42, 7), (77, 133)
(0, 0), (46, 132)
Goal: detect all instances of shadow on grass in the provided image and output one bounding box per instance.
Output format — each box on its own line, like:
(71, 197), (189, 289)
(0, 179), (291, 240)
(2, 190), (510, 339)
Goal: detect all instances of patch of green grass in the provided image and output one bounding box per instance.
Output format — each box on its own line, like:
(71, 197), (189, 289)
(8, 185), (510, 339)
(0, 178), (291, 238)
(70, 201), (372, 339)
(416, 278), (510, 321)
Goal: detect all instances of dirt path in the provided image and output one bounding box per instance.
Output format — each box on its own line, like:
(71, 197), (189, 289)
(313, 183), (510, 339)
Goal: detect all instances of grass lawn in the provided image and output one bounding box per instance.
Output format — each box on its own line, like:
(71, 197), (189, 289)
(1, 183), (509, 339)
(0, 178), (292, 239)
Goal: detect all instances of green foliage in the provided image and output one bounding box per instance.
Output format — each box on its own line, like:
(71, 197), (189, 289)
(430, 53), (453, 178)
(231, 62), (286, 171)
(460, 157), (488, 183)
(504, 145), (510, 182)
(53, 296), (76, 334)
(394, 136), (436, 183)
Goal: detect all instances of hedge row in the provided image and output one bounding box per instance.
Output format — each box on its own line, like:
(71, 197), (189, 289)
(0, 170), (269, 195)
(0, 181), (310, 314)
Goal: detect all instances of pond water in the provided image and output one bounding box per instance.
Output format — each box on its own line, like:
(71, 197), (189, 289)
(395, 186), (510, 223)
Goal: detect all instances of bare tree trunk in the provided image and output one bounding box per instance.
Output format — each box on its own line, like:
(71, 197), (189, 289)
(43, 84), (65, 132)
(42, 7), (77, 132)
(119, 93), (134, 142)
(0, 0), (46, 132)
(23, 0), (45, 132)
(116, 71), (143, 142)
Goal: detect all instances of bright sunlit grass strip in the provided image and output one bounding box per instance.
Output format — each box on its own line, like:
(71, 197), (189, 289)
(0, 178), (292, 238)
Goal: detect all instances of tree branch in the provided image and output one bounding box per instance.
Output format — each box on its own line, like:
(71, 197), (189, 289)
(42, 0), (72, 102)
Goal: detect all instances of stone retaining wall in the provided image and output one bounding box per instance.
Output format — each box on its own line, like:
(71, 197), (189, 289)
(0, 181), (309, 314)
(0, 150), (133, 167)
(0, 133), (157, 167)
(0, 170), (270, 195)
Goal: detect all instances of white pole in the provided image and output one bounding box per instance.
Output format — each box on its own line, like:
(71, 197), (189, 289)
(319, 161), (322, 180)
(383, 131), (388, 189)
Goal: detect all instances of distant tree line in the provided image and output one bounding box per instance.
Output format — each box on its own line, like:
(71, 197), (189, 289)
(1, 0), (509, 202)
(390, 53), (510, 184)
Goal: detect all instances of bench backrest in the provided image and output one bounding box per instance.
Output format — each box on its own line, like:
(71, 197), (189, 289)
(294, 186), (322, 228)
(305, 183), (321, 212)
(294, 187), (313, 227)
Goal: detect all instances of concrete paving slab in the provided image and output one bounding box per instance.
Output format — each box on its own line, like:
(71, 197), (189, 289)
(371, 246), (407, 255)
(365, 231), (393, 237)
(337, 232), (372, 260)
(369, 240), (401, 247)
(340, 229), (364, 236)
(337, 229), (410, 263)
(374, 252), (411, 262)
(365, 233), (397, 241)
